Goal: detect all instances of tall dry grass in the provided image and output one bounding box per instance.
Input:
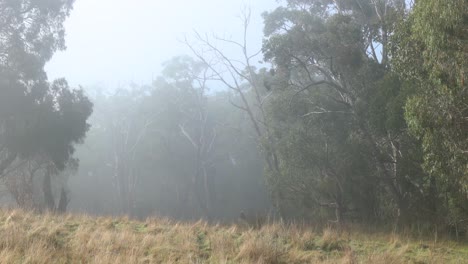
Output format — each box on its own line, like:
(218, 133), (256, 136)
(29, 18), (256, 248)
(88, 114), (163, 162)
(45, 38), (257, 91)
(0, 209), (465, 263)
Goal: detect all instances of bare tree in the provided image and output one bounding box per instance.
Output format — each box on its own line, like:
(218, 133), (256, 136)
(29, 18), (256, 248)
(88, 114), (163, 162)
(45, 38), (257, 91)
(184, 8), (283, 215)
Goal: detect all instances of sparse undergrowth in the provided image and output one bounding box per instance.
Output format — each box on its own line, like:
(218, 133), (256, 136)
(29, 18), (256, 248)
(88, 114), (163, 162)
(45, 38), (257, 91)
(0, 210), (466, 263)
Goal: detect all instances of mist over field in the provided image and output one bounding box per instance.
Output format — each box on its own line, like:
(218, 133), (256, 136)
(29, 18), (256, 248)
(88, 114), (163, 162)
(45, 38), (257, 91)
(44, 0), (277, 221)
(0, 0), (467, 263)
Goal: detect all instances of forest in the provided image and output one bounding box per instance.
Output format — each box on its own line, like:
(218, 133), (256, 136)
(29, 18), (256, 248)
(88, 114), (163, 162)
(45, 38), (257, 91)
(0, 0), (466, 240)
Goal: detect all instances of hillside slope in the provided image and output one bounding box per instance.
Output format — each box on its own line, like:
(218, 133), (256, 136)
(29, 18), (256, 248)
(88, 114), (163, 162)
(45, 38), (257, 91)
(0, 210), (466, 263)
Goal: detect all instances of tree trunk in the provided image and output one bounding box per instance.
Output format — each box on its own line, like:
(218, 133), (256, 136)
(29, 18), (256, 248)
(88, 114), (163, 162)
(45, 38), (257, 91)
(394, 197), (410, 231)
(335, 184), (344, 225)
(359, 122), (409, 226)
(57, 187), (69, 213)
(43, 167), (55, 211)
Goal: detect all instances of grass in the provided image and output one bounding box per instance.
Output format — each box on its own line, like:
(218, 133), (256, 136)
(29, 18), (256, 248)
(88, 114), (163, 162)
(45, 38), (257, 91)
(0, 209), (466, 263)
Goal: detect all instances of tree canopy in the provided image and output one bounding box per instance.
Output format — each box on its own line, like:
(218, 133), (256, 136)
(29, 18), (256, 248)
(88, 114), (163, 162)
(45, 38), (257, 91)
(0, 0), (92, 211)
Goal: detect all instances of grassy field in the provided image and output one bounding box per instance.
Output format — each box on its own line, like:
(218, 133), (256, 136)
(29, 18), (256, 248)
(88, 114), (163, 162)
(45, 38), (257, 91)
(0, 210), (466, 263)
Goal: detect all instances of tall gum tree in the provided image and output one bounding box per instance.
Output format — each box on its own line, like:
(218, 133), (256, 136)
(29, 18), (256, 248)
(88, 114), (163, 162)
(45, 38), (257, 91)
(393, 0), (468, 227)
(261, 0), (419, 225)
(0, 0), (93, 211)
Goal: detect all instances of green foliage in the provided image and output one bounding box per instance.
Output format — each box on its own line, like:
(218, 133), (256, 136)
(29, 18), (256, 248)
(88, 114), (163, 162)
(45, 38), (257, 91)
(260, 0), (466, 229)
(393, 0), (468, 226)
(0, 0), (92, 211)
(0, 0), (90, 170)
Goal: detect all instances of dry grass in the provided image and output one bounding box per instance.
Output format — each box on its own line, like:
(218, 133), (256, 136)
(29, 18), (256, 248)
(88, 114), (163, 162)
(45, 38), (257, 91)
(0, 209), (466, 263)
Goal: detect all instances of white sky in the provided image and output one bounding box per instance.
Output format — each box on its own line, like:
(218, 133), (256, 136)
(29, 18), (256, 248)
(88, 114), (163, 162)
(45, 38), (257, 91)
(45, 0), (279, 89)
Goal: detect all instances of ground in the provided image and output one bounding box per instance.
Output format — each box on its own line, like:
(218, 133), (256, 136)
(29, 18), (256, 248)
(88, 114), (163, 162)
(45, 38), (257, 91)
(0, 209), (466, 263)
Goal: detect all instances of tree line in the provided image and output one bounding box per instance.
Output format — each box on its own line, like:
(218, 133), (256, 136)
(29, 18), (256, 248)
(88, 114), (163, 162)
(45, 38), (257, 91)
(0, 0), (466, 234)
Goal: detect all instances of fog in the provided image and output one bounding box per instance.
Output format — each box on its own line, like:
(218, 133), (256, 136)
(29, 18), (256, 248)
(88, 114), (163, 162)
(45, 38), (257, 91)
(1, 0), (467, 231)
(42, 0), (279, 221)
(46, 0), (276, 88)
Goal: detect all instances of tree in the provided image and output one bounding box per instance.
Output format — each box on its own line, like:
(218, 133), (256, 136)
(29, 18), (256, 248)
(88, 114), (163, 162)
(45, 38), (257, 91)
(142, 56), (230, 219)
(65, 56), (271, 220)
(393, 0), (468, 229)
(185, 9), (284, 217)
(0, 0), (93, 211)
(163, 57), (218, 219)
(261, 0), (425, 225)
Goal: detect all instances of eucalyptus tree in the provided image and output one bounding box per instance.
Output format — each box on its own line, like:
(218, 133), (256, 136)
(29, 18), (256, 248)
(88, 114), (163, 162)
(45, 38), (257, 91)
(142, 57), (271, 220)
(145, 56), (219, 219)
(104, 87), (155, 216)
(0, 0), (93, 210)
(261, 0), (423, 224)
(393, 0), (468, 229)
